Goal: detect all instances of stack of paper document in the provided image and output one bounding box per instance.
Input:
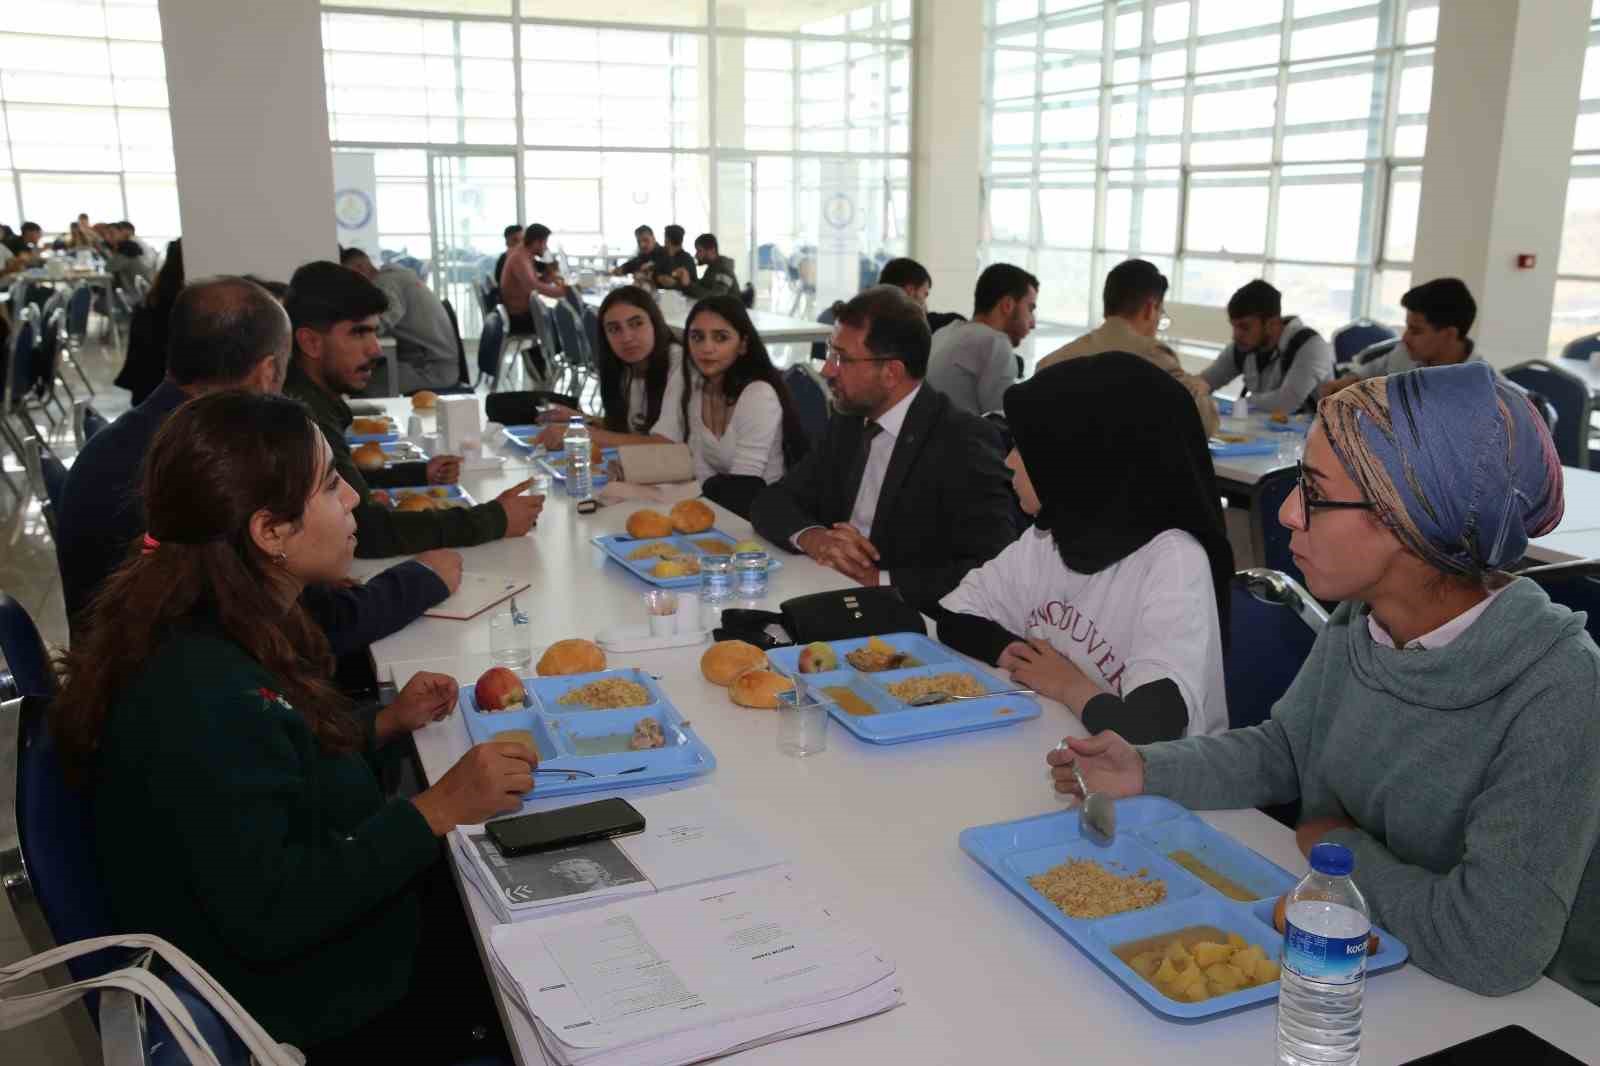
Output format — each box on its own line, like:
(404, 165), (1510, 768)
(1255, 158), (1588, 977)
(488, 868), (901, 1066)
(452, 787), (785, 924)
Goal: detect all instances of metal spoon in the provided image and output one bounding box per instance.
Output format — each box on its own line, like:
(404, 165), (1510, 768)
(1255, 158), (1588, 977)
(907, 686), (1036, 706)
(1055, 740), (1116, 845)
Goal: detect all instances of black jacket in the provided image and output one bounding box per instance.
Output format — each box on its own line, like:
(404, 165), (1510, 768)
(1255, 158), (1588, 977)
(56, 380), (449, 645)
(751, 384), (1018, 611)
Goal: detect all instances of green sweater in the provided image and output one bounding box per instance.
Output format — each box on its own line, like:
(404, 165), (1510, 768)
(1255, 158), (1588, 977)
(284, 360), (507, 558)
(93, 627), (441, 1047)
(1141, 578), (1600, 1003)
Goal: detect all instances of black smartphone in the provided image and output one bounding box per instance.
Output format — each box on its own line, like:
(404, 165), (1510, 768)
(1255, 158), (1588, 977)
(1401, 1025), (1585, 1065)
(485, 797), (645, 857)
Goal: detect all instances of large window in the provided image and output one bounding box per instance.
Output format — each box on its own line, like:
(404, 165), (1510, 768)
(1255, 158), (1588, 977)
(0, 0), (180, 247)
(322, 0), (912, 326)
(1551, 0), (1600, 354)
(983, 0), (1436, 343)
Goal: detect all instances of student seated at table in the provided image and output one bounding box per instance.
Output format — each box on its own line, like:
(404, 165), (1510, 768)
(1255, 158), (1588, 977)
(924, 263), (1038, 416)
(685, 232), (740, 300)
(936, 352), (1231, 741)
(1317, 277), (1484, 400)
(493, 222), (522, 298)
(1199, 279), (1333, 414)
(341, 247), (462, 394)
(650, 294), (810, 517)
(1051, 362), (1600, 1003)
(500, 223), (569, 338)
(284, 261), (544, 558)
(115, 237), (183, 405)
(1036, 257), (1219, 437)
(752, 285), (1018, 610)
(536, 285), (685, 449)
(879, 257), (966, 335)
(58, 274), (460, 645)
(55, 391), (537, 1060)
(611, 224), (670, 278)
(651, 224), (698, 290)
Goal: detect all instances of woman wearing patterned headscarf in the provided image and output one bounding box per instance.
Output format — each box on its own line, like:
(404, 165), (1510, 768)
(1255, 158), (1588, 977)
(1048, 362), (1600, 1005)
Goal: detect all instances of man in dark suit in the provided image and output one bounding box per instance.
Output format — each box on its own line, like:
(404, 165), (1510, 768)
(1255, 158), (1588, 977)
(752, 285), (1017, 610)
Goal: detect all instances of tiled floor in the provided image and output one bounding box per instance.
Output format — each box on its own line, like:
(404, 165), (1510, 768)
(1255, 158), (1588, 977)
(1, 332), (129, 1065)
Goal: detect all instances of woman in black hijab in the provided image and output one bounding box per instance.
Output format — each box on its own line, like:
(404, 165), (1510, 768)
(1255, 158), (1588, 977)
(937, 351), (1233, 742)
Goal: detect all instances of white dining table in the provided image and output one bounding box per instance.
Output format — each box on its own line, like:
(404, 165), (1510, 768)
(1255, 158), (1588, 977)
(357, 397), (1600, 1066)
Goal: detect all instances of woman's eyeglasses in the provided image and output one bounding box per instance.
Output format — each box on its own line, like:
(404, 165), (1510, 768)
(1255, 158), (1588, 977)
(1293, 460), (1376, 529)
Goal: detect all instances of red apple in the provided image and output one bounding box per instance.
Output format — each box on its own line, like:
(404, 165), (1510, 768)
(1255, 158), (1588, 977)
(796, 641), (838, 673)
(474, 666), (526, 711)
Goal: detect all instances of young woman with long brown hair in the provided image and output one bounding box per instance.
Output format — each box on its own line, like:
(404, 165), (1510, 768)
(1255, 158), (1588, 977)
(536, 284), (683, 448)
(55, 390), (536, 1061)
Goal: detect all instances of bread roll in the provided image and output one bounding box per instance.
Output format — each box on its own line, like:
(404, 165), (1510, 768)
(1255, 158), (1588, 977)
(730, 669), (794, 709)
(411, 389), (438, 410)
(627, 509), (674, 539)
(351, 417), (391, 435)
(700, 640), (767, 686)
(395, 494), (435, 512)
(670, 498), (715, 534)
(537, 638), (606, 676)
(352, 441), (386, 471)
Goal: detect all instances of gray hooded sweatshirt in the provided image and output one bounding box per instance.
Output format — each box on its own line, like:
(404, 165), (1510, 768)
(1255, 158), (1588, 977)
(1141, 578), (1600, 1004)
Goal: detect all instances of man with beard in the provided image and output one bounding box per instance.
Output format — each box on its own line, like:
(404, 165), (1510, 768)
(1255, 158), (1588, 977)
(752, 285), (1017, 611)
(283, 261), (545, 558)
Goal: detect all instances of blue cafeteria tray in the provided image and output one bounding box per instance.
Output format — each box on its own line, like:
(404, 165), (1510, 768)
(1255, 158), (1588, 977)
(459, 667), (714, 799)
(376, 440), (428, 462)
(370, 484), (477, 510)
(591, 528), (783, 589)
(536, 449), (618, 489)
(959, 797), (1410, 1021)
(769, 633), (1039, 744)
(1208, 438), (1280, 457)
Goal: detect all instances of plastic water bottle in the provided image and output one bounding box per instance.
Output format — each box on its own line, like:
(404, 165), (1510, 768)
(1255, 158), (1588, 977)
(562, 417), (592, 500)
(1276, 842), (1370, 1066)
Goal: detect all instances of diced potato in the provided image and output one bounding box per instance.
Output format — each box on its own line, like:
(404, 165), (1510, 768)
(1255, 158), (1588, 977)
(1153, 958), (1181, 986)
(1204, 962), (1245, 992)
(1205, 976), (1231, 998)
(1226, 932), (1247, 950)
(1233, 944), (1267, 971)
(1130, 952), (1161, 980)
(1181, 980), (1209, 1003)
(1252, 958), (1282, 984)
(1192, 941), (1234, 968)
(1177, 965), (1206, 993)
(1164, 939), (1193, 964)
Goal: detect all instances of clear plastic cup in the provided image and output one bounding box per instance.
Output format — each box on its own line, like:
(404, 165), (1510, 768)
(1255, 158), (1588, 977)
(733, 550), (769, 598)
(776, 689), (829, 757)
(700, 554), (734, 603)
(645, 589), (679, 636)
(489, 609), (531, 670)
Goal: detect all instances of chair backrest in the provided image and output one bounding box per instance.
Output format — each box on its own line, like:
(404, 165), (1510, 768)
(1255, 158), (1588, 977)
(65, 285), (93, 342)
(22, 437), (66, 541)
(440, 297), (470, 387)
(38, 288), (67, 323)
(5, 316), (37, 413)
(0, 590), (53, 698)
(553, 299), (590, 370)
(1251, 466), (1308, 588)
(530, 296), (557, 359)
(782, 365), (829, 448)
(476, 273), (497, 317)
(1560, 332), (1600, 362)
(1224, 587), (1313, 731)
(12, 691), (125, 986)
(1331, 319), (1397, 364)
(476, 306), (506, 380)
(34, 307), (66, 393)
(1504, 359), (1590, 468)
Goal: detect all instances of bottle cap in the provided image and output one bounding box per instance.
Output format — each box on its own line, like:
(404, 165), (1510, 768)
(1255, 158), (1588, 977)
(1308, 842), (1354, 877)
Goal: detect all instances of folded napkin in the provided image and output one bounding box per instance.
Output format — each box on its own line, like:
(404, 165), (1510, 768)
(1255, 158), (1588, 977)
(615, 443), (695, 485)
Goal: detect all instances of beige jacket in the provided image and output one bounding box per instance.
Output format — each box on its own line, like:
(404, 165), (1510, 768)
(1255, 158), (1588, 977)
(1037, 318), (1220, 437)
